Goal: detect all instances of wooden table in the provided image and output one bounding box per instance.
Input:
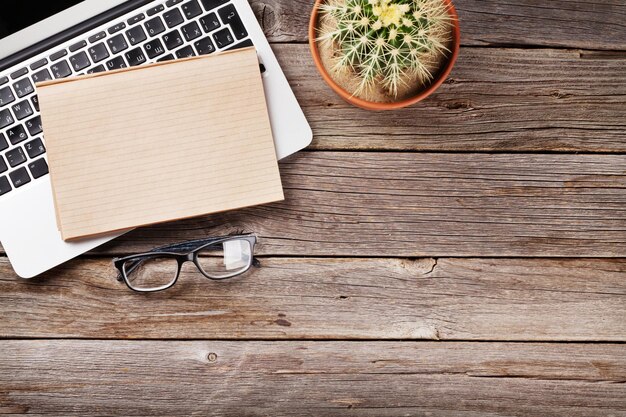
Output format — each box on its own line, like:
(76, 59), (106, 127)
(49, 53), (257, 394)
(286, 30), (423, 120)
(1, 1), (625, 415)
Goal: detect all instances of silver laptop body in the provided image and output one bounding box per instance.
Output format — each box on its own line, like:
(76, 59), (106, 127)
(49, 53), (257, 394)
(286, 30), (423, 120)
(0, 0), (312, 277)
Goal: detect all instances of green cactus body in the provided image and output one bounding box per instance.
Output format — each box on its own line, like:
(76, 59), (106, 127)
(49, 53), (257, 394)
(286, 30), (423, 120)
(317, 0), (452, 98)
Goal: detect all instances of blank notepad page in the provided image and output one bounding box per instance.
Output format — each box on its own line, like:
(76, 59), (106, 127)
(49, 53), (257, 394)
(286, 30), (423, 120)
(37, 48), (284, 240)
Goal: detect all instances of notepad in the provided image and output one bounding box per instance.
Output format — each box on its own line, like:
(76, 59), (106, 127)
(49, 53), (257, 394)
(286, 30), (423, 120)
(37, 47), (284, 241)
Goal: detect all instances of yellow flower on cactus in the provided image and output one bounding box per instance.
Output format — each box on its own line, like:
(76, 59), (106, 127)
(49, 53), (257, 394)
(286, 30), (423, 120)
(372, 1), (409, 27)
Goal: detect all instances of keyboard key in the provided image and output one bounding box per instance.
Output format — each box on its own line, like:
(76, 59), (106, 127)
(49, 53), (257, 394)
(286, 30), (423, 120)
(9, 167), (30, 188)
(182, 0), (203, 19)
(31, 68), (52, 84)
(163, 30), (184, 50)
(0, 86), (16, 106)
(219, 4), (248, 40)
(201, 0), (228, 11)
(13, 78), (34, 98)
(69, 51), (91, 72)
(128, 13), (145, 25)
(31, 95), (39, 111)
(6, 147), (27, 167)
(0, 109), (13, 129)
(88, 31), (107, 43)
(166, 0), (184, 6)
(51, 60), (72, 78)
(30, 58), (48, 70)
(163, 9), (184, 28)
(175, 45), (195, 58)
(28, 158), (48, 179)
(147, 4), (165, 16)
(200, 13), (220, 33)
(157, 54), (175, 62)
(10, 67), (28, 79)
(0, 134), (7, 151)
(25, 116), (42, 136)
(127, 25), (147, 45)
(0, 176), (11, 195)
(12, 100), (34, 120)
(145, 17), (166, 36)
(144, 39), (166, 59)
(106, 56), (127, 70)
(108, 22), (126, 34)
(226, 38), (255, 52)
(0, 156), (6, 173)
(213, 27), (234, 48)
(69, 40), (87, 52)
(87, 65), (106, 74)
(88, 43), (110, 63)
(50, 50), (68, 61)
(181, 21), (202, 41)
(0, 76), (7, 86)
(25, 138), (46, 159)
(194, 37), (216, 55)
(107, 34), (129, 54)
(125, 48), (147, 66)
(7, 125), (27, 145)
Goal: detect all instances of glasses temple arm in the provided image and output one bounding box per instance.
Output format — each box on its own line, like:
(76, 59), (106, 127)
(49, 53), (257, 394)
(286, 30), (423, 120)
(148, 237), (226, 253)
(150, 232), (255, 253)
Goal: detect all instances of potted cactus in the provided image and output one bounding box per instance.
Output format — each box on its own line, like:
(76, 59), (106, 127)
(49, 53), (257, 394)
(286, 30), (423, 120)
(309, 0), (460, 110)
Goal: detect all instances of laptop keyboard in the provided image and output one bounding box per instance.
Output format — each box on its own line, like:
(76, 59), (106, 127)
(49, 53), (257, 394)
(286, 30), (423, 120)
(0, 0), (254, 198)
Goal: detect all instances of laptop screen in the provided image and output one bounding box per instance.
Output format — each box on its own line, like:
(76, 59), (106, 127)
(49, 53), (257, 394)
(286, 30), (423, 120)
(0, 1), (84, 40)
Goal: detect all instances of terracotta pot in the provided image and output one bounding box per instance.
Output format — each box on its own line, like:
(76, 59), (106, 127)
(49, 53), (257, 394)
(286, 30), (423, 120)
(308, 0), (461, 111)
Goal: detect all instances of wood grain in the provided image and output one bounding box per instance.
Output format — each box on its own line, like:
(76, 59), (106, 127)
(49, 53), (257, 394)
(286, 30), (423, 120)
(1, 257), (624, 340)
(89, 152), (626, 258)
(251, 0), (626, 50)
(1, 2), (624, 415)
(272, 45), (626, 152)
(1, 340), (624, 416)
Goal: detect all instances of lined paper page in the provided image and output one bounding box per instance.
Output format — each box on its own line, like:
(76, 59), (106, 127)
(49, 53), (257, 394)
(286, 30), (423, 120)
(37, 48), (284, 241)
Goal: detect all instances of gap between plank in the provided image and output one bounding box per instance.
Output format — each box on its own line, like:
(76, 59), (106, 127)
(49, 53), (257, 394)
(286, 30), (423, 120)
(298, 149), (626, 155)
(270, 40), (626, 54)
(0, 337), (625, 344)
(2, 254), (626, 260)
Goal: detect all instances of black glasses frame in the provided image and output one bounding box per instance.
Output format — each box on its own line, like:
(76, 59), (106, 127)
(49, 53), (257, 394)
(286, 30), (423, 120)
(113, 234), (259, 293)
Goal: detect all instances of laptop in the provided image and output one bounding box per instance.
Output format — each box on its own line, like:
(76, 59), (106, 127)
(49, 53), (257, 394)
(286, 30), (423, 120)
(0, 0), (312, 278)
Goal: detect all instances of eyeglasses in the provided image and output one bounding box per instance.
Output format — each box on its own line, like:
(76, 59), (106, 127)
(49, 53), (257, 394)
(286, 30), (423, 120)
(113, 234), (258, 293)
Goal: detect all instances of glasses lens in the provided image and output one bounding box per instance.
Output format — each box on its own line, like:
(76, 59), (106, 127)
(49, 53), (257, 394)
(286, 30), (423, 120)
(123, 256), (179, 291)
(196, 239), (253, 279)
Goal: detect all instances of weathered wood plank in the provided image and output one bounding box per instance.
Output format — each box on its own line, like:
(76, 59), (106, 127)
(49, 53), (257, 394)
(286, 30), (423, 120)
(454, 0), (626, 50)
(252, 0), (626, 50)
(1, 257), (624, 340)
(90, 152), (626, 257)
(273, 45), (626, 152)
(1, 341), (624, 416)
